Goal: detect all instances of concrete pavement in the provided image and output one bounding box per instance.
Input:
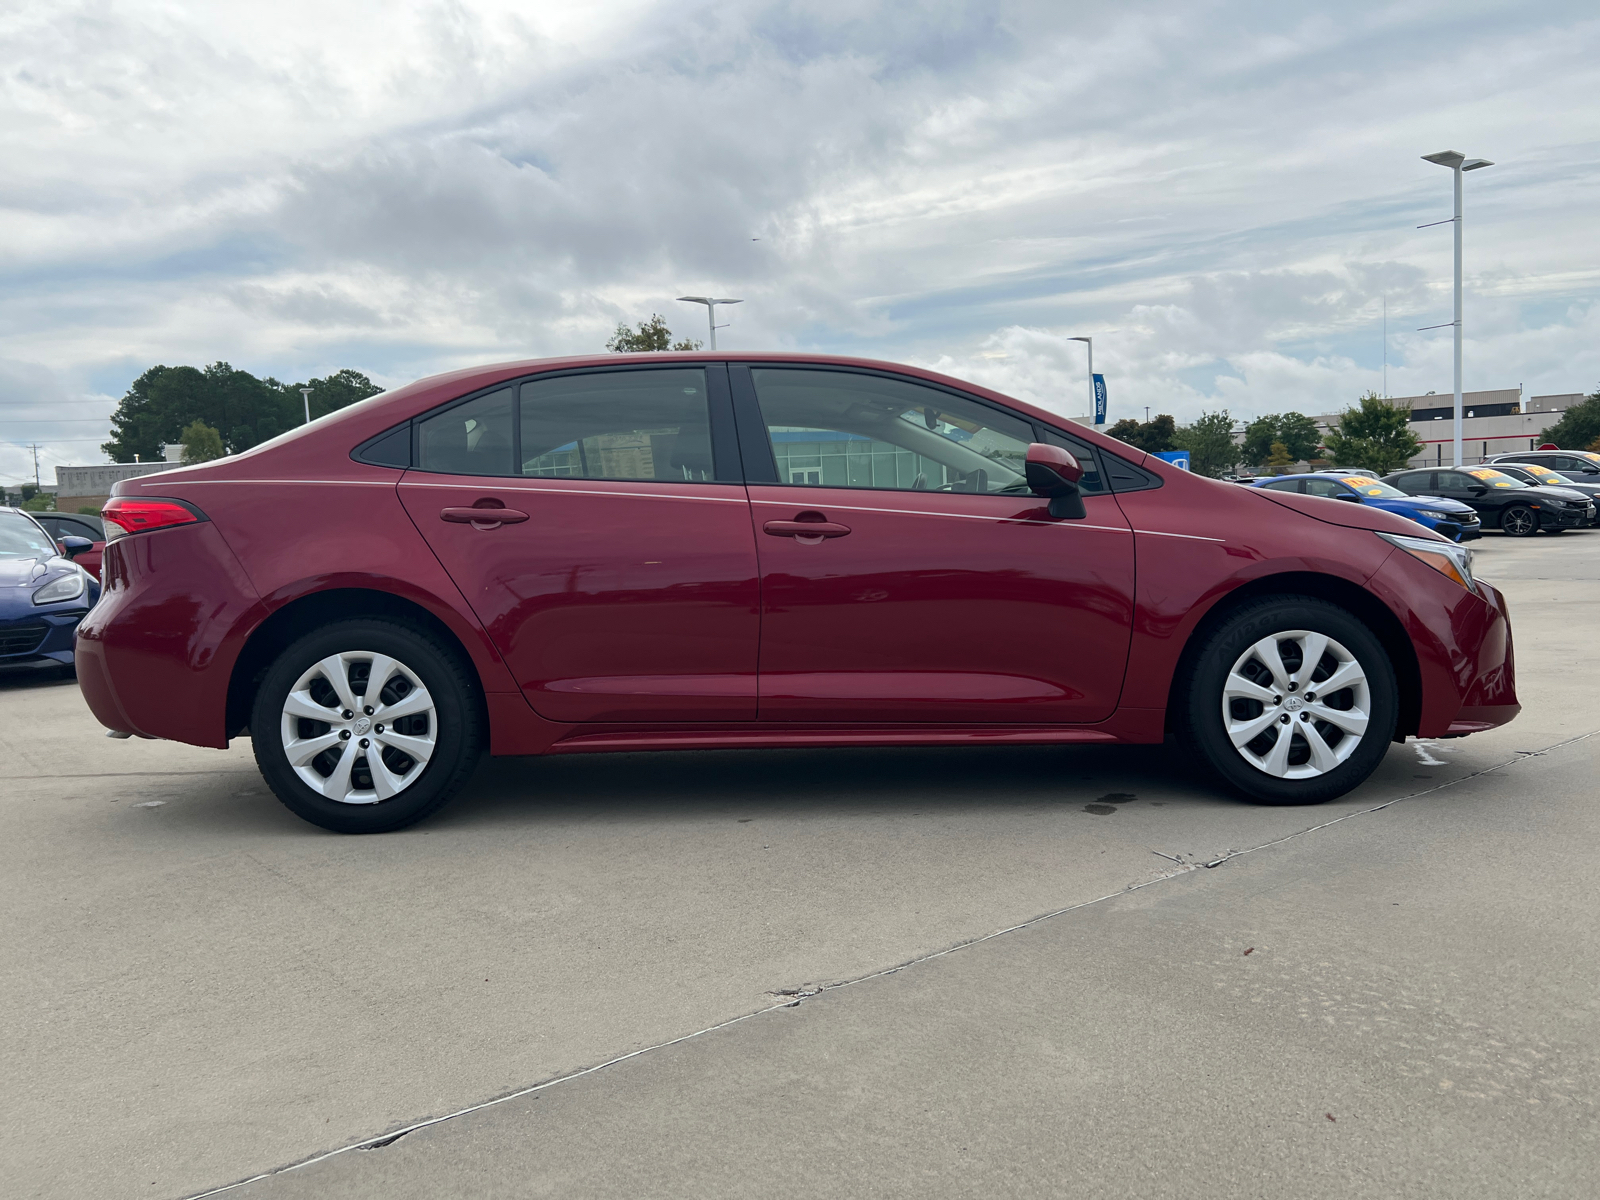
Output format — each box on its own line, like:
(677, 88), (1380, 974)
(2, 528), (1597, 1199)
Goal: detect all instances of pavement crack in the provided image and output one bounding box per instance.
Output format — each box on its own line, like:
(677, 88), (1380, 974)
(175, 724), (1600, 1200)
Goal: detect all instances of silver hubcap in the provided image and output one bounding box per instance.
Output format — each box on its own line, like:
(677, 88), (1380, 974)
(1221, 630), (1370, 780)
(279, 652), (436, 804)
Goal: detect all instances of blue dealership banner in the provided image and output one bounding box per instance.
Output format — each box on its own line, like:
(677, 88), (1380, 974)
(1154, 450), (1191, 471)
(1092, 374), (1107, 425)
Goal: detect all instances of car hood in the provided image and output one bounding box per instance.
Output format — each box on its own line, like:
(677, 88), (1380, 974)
(1510, 485), (1591, 504)
(0, 556), (60, 589)
(1247, 487), (1443, 537)
(1380, 494), (1476, 514)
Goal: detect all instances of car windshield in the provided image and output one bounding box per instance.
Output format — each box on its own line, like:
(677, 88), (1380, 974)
(1338, 476), (1407, 498)
(1466, 468), (1526, 489)
(1518, 464), (1577, 485)
(0, 512), (58, 559)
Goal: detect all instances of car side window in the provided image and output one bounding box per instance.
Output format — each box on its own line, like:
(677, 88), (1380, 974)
(1393, 472), (1430, 492)
(1302, 478), (1344, 498)
(417, 388), (515, 476)
(1439, 471), (1475, 490)
(519, 369), (714, 482)
(749, 368), (1034, 494)
(49, 517), (99, 540)
(1260, 479), (1303, 493)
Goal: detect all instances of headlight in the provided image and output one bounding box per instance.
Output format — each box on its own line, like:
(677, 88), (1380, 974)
(1376, 531), (1476, 593)
(1416, 510), (1455, 521)
(32, 569), (87, 606)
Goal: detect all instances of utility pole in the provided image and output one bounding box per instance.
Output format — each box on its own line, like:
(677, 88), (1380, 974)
(1420, 150), (1494, 466)
(300, 387), (313, 424)
(30, 443), (41, 488)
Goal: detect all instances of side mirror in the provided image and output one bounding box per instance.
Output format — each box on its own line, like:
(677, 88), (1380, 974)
(1470, 484), (1489, 495)
(58, 536), (94, 560)
(1025, 443), (1086, 520)
(1583, 467), (1599, 475)
(1334, 491), (1363, 502)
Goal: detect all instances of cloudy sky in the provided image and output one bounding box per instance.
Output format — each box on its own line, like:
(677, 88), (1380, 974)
(2, 0), (1596, 485)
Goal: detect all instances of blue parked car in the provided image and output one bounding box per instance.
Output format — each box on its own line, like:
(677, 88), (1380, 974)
(1252, 473), (1481, 542)
(0, 507), (100, 671)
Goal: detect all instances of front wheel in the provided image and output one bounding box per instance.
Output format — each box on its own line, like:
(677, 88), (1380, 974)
(1500, 505), (1539, 537)
(251, 619), (484, 833)
(1178, 597), (1399, 805)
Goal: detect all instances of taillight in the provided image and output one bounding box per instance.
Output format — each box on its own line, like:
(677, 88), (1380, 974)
(102, 496), (207, 540)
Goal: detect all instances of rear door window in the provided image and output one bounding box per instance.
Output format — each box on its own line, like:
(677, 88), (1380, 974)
(1303, 478), (1345, 498)
(413, 369), (718, 482)
(519, 369), (714, 482)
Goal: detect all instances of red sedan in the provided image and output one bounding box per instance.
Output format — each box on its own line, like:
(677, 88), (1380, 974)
(76, 354), (1518, 833)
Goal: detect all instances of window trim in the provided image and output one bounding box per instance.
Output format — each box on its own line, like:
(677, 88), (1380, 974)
(730, 361), (1145, 496)
(355, 362), (741, 484)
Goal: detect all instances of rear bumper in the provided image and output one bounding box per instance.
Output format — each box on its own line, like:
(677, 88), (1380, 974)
(76, 524), (263, 746)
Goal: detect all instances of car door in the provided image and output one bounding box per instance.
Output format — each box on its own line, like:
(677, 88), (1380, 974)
(735, 365), (1136, 724)
(398, 364), (761, 723)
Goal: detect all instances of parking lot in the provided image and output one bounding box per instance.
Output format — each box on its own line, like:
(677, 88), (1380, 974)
(4, 528), (1598, 1199)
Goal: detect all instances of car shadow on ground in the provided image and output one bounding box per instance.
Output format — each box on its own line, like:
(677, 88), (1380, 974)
(427, 742), (1267, 831)
(0, 662), (77, 691)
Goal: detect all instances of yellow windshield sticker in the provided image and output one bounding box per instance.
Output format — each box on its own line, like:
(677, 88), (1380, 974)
(1467, 468), (1516, 487)
(1340, 476), (1386, 495)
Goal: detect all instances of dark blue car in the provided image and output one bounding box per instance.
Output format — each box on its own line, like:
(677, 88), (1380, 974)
(1252, 473), (1481, 542)
(0, 508), (100, 670)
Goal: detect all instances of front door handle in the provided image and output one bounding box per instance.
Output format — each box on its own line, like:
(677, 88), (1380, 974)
(441, 505), (530, 527)
(763, 519), (851, 540)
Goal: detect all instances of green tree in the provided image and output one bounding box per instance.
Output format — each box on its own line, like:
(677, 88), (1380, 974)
(1107, 413), (1177, 453)
(1173, 410), (1238, 478)
(1241, 412), (1321, 465)
(606, 314), (702, 353)
(102, 362), (381, 463)
(22, 493), (53, 511)
(1538, 385), (1600, 450)
(1322, 391), (1424, 476)
(1265, 440), (1295, 473)
(180, 419), (225, 464)
(286, 369), (385, 422)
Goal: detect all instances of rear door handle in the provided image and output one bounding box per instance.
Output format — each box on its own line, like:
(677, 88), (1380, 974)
(763, 520), (851, 539)
(441, 506), (530, 526)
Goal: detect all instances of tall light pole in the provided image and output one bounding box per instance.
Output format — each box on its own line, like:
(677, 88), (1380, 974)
(299, 386), (313, 425)
(1068, 335), (1093, 420)
(1419, 150), (1493, 466)
(676, 296), (742, 351)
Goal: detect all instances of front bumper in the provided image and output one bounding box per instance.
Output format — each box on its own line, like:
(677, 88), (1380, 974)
(1539, 504), (1593, 529)
(1366, 552), (1518, 739)
(0, 608), (89, 665)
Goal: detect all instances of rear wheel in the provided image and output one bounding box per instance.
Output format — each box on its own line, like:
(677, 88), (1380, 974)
(1177, 597), (1398, 805)
(251, 619), (483, 833)
(1500, 505), (1538, 537)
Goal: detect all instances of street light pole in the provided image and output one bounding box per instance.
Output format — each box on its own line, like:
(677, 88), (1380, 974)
(676, 296), (743, 352)
(299, 387), (313, 425)
(1420, 150), (1493, 466)
(1068, 336), (1093, 421)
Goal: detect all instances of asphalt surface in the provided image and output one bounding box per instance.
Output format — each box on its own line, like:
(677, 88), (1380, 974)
(3, 529), (1597, 1199)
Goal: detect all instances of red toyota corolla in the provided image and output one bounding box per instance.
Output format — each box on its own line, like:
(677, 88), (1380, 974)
(77, 354), (1518, 833)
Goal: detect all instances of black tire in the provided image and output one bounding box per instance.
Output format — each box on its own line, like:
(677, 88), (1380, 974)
(1175, 596), (1399, 805)
(1500, 505), (1538, 537)
(251, 619), (483, 833)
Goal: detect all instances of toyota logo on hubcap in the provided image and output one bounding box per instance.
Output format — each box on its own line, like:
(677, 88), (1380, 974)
(354, 717), (371, 734)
